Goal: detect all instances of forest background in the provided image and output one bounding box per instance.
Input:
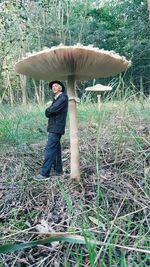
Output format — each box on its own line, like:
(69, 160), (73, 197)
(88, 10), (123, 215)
(0, 0), (149, 105)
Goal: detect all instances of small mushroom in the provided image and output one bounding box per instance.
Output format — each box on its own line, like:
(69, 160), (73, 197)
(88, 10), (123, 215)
(85, 84), (112, 111)
(15, 44), (131, 182)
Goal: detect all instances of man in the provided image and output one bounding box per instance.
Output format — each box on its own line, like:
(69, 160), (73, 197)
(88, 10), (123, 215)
(35, 81), (68, 181)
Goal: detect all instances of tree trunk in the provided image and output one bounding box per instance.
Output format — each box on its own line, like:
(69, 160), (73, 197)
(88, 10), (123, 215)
(19, 18), (27, 105)
(2, 58), (14, 105)
(41, 80), (45, 104)
(32, 79), (40, 104)
(147, 0), (150, 20)
(20, 75), (27, 105)
(67, 76), (80, 182)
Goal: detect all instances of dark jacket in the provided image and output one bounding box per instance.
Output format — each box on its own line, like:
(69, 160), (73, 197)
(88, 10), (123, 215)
(45, 93), (68, 135)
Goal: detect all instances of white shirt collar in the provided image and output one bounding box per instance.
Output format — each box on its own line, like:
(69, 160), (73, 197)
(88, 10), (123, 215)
(54, 92), (62, 100)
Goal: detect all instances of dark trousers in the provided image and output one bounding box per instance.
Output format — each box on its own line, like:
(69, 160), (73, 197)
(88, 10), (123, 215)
(41, 133), (62, 177)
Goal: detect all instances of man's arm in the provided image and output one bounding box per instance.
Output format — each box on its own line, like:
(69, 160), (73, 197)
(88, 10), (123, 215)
(45, 95), (68, 117)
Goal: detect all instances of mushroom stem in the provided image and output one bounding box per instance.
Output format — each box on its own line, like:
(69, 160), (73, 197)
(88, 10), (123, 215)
(67, 76), (80, 182)
(97, 94), (101, 111)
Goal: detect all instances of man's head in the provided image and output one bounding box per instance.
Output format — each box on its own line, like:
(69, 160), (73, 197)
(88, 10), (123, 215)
(49, 81), (65, 95)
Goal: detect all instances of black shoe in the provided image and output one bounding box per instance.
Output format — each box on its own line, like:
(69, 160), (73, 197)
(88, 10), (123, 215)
(34, 174), (50, 181)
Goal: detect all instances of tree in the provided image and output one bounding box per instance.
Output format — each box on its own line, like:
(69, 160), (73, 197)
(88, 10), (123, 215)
(148, 0), (150, 19)
(0, 0), (149, 103)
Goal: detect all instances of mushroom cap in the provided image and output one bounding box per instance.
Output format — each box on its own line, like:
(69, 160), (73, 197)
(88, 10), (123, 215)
(15, 44), (131, 81)
(85, 84), (112, 92)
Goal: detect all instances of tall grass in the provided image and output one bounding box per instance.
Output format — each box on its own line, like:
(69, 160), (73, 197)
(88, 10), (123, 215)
(0, 104), (47, 146)
(79, 95), (150, 266)
(0, 95), (149, 145)
(0, 95), (150, 266)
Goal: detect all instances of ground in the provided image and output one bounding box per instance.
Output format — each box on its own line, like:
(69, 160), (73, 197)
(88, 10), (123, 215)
(0, 100), (150, 266)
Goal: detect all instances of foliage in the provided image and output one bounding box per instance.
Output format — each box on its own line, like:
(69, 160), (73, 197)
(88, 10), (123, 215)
(84, 0), (150, 93)
(0, 98), (150, 265)
(0, 0), (149, 104)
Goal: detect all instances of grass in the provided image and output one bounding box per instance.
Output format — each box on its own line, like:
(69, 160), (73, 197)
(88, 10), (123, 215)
(0, 104), (48, 146)
(0, 96), (150, 266)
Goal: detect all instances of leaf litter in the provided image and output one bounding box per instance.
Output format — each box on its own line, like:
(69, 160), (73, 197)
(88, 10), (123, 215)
(0, 120), (150, 266)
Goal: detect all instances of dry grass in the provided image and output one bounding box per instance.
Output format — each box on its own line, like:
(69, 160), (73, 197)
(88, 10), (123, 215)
(0, 99), (150, 266)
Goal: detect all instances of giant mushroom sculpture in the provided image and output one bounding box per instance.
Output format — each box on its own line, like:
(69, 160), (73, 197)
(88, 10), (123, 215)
(15, 44), (131, 182)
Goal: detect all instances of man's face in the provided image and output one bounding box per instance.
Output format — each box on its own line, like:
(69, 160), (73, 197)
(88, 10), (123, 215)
(52, 83), (62, 95)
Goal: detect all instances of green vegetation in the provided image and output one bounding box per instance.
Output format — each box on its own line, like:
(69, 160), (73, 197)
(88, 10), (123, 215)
(0, 0), (149, 265)
(0, 98), (150, 266)
(0, 0), (149, 104)
(0, 104), (47, 146)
